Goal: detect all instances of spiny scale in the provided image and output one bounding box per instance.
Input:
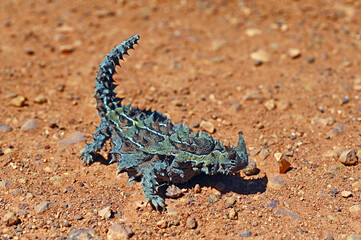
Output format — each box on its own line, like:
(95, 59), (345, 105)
(80, 34), (249, 209)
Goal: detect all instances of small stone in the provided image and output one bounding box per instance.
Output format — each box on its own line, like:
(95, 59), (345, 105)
(326, 163), (344, 176)
(264, 99), (276, 110)
(156, 219), (168, 229)
(349, 205), (361, 217)
(268, 175), (287, 190)
(228, 208), (238, 220)
(259, 149), (270, 160)
(59, 45), (75, 54)
(20, 119), (40, 131)
(98, 206), (112, 219)
(107, 224), (134, 239)
(0, 125), (12, 132)
(347, 234), (361, 240)
(245, 28), (262, 37)
(192, 122), (199, 128)
(276, 100), (291, 111)
(3, 211), (19, 226)
(35, 201), (52, 214)
(250, 148), (260, 156)
(239, 231), (252, 238)
(288, 48), (301, 58)
(200, 120), (215, 134)
(250, 49), (270, 63)
(267, 200), (279, 208)
(75, 214), (84, 220)
(243, 159), (258, 176)
(68, 228), (101, 240)
(307, 57), (315, 63)
(330, 124), (346, 136)
(339, 149), (358, 166)
(211, 39), (227, 52)
(208, 194), (219, 203)
(59, 131), (86, 145)
(274, 153), (291, 174)
(341, 191), (352, 198)
(10, 96), (26, 107)
(33, 94), (47, 104)
(225, 197), (237, 208)
(26, 193), (34, 199)
(166, 185), (183, 198)
(194, 184), (201, 193)
(274, 209), (299, 219)
(186, 217), (197, 229)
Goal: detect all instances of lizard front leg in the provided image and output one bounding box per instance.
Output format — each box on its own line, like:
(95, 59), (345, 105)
(140, 161), (168, 210)
(80, 119), (110, 165)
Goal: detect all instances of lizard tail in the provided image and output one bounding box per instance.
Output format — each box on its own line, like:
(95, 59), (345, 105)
(94, 34), (140, 118)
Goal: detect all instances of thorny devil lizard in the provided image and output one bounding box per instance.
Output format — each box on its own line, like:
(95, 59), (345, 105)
(80, 34), (249, 209)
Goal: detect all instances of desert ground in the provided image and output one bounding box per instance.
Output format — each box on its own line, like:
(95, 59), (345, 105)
(0, 0), (360, 239)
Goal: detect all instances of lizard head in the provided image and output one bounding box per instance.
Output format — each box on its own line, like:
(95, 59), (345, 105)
(216, 132), (249, 175)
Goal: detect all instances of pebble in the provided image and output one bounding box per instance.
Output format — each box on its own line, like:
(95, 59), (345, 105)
(208, 194), (219, 203)
(339, 149), (358, 166)
(264, 99), (276, 110)
(274, 153), (291, 174)
(10, 96), (26, 107)
(192, 122), (200, 128)
(59, 45), (75, 54)
(250, 49), (270, 63)
(75, 214), (84, 220)
(156, 219), (168, 229)
(20, 119), (40, 131)
(194, 184), (201, 193)
(68, 228), (101, 240)
(225, 196), (237, 208)
(347, 235), (361, 240)
(211, 39), (227, 52)
(307, 57), (315, 63)
(274, 208), (299, 219)
(268, 175), (287, 190)
(325, 163), (344, 176)
(98, 206), (112, 219)
(243, 159), (258, 176)
(59, 131), (86, 145)
(276, 100), (291, 111)
(330, 124), (346, 136)
(35, 201), (52, 214)
(33, 94), (47, 104)
(239, 231), (252, 238)
(341, 191), (352, 198)
(267, 200), (279, 208)
(166, 185), (183, 198)
(349, 205), (361, 217)
(228, 208), (238, 220)
(186, 217), (197, 229)
(3, 211), (19, 226)
(107, 224), (134, 239)
(0, 125), (12, 132)
(245, 28), (262, 37)
(259, 149), (270, 160)
(200, 120), (215, 134)
(288, 48), (301, 58)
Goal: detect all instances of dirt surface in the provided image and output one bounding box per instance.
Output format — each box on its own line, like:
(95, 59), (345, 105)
(1, 0), (361, 239)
